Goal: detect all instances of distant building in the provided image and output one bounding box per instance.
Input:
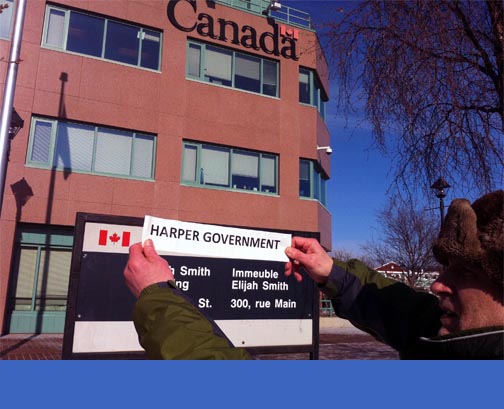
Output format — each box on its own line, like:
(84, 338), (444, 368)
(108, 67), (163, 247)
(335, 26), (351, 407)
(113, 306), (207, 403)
(375, 262), (439, 290)
(375, 261), (405, 280)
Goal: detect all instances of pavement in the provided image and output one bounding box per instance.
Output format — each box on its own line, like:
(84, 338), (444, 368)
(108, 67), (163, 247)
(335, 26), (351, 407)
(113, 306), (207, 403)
(0, 334), (63, 360)
(0, 327), (399, 360)
(255, 327), (399, 360)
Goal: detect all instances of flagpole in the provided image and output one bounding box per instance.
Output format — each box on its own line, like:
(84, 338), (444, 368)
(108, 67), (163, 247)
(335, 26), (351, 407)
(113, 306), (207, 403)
(0, 0), (27, 215)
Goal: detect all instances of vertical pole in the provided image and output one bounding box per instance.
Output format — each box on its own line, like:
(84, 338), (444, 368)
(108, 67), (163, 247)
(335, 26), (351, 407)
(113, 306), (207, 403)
(0, 0), (27, 214)
(439, 197), (445, 228)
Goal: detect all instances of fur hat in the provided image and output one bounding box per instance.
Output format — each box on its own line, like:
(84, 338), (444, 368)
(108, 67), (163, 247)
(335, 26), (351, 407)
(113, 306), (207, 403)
(433, 190), (503, 287)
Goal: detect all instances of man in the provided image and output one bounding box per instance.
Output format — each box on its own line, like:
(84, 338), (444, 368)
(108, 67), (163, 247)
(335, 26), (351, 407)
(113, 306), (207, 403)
(123, 240), (251, 359)
(285, 189), (504, 359)
(124, 190), (503, 359)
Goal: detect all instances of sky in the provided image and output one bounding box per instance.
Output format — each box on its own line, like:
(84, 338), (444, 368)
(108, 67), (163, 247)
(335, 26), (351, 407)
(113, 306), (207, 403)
(286, 0), (501, 256)
(285, 0), (392, 255)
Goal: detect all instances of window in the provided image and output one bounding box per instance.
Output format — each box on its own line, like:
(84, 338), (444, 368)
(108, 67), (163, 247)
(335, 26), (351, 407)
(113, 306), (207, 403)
(182, 141), (278, 194)
(299, 68), (328, 120)
(42, 5), (162, 70)
(187, 40), (279, 97)
(299, 159), (311, 197)
(205, 45), (233, 87)
(8, 226), (73, 312)
(201, 144), (230, 187)
(67, 11), (104, 57)
(27, 117), (156, 180)
(299, 68), (311, 105)
(235, 53), (261, 93)
(232, 150), (259, 190)
(299, 159), (328, 206)
(0, 0), (14, 39)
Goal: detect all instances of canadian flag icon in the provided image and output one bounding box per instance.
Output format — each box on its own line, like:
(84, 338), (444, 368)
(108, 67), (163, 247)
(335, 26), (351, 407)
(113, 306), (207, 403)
(279, 25), (299, 40)
(98, 230), (131, 247)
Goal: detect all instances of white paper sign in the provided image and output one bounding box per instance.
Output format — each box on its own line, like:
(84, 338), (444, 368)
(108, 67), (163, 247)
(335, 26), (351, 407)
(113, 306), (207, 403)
(142, 215), (290, 262)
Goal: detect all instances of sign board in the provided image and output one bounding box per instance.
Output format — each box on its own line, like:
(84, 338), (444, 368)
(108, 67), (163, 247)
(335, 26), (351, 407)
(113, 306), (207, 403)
(63, 213), (319, 359)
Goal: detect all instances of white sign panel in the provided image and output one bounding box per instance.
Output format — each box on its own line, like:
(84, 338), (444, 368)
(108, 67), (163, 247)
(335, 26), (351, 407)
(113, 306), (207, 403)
(142, 215), (290, 262)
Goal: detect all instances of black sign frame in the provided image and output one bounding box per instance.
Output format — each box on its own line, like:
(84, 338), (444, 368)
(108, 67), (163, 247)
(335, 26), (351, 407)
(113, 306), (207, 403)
(63, 212), (320, 359)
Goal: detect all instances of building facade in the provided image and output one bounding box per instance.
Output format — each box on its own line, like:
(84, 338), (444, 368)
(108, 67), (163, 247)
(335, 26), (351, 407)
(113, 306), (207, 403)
(0, 0), (331, 334)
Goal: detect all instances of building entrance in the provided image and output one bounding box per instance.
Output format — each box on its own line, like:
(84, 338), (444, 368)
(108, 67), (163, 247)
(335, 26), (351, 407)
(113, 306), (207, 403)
(5, 225), (73, 333)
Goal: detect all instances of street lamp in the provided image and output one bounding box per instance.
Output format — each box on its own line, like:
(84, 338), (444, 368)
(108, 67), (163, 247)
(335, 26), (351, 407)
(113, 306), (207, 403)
(9, 107), (24, 139)
(431, 177), (451, 227)
(7, 108), (23, 160)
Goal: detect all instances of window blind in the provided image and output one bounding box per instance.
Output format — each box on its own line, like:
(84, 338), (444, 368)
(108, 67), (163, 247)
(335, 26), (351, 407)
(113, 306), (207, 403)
(45, 8), (65, 47)
(201, 146), (229, 185)
(235, 53), (260, 81)
(188, 44), (201, 77)
(260, 155), (276, 187)
(95, 128), (132, 175)
(182, 145), (198, 182)
(205, 46), (232, 81)
(35, 249), (72, 299)
(55, 123), (94, 171)
(232, 151), (259, 177)
(14, 248), (37, 302)
(132, 135), (154, 178)
(31, 121), (52, 164)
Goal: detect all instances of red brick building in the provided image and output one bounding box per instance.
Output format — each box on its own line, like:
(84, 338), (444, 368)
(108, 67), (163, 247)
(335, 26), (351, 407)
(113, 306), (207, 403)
(0, 0), (331, 334)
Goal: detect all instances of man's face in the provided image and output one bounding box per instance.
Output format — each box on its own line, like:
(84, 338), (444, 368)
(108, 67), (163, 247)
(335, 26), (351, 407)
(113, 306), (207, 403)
(430, 262), (504, 336)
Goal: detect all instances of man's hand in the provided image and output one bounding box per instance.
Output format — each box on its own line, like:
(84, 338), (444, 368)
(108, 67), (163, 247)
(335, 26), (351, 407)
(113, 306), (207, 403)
(124, 239), (174, 298)
(284, 237), (333, 284)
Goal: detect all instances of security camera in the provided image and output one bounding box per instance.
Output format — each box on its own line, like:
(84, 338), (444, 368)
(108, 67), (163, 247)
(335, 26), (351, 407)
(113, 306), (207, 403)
(317, 146), (332, 155)
(263, 1), (281, 15)
(270, 2), (282, 11)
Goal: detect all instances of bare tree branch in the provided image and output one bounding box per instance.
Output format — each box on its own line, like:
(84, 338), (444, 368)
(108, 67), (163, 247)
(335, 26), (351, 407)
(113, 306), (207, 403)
(325, 0), (504, 195)
(361, 198), (440, 287)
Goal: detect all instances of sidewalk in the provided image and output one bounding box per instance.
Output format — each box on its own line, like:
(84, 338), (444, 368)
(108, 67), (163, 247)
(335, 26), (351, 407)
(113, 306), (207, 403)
(0, 326), (398, 360)
(0, 334), (63, 360)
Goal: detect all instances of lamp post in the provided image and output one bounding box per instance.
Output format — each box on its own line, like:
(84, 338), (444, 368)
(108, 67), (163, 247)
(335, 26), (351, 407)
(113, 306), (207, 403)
(431, 177), (451, 227)
(0, 0), (27, 215)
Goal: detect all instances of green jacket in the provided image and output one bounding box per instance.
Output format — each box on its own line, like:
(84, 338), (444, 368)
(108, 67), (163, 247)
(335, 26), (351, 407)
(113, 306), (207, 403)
(322, 260), (504, 359)
(133, 281), (251, 360)
(133, 261), (503, 359)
